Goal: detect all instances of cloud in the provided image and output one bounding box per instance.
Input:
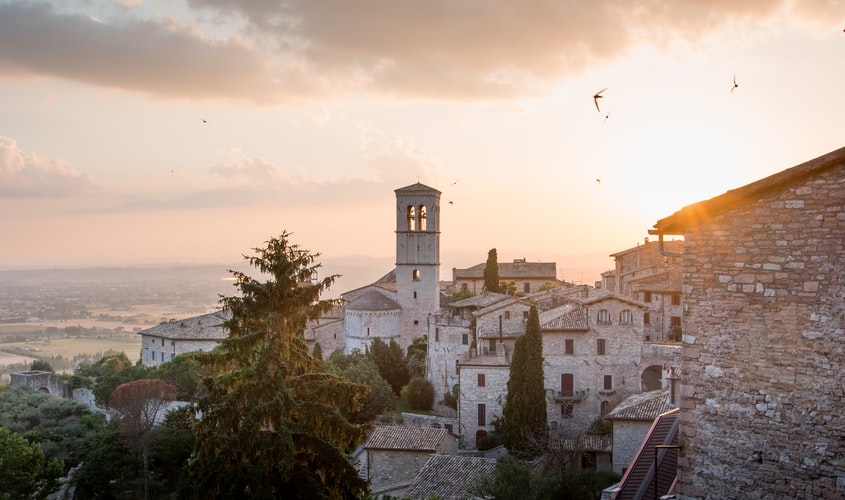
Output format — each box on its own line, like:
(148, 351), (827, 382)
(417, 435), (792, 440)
(2, 1), (839, 103)
(0, 136), (94, 197)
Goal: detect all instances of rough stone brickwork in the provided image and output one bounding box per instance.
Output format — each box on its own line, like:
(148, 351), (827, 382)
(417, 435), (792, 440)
(653, 147), (845, 499)
(10, 370), (71, 398)
(458, 354), (510, 449)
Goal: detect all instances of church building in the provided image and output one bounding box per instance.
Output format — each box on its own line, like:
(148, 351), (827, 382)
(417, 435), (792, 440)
(305, 182), (443, 354)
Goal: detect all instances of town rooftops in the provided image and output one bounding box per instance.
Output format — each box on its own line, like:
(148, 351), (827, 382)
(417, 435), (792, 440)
(539, 302), (589, 331)
(364, 426), (449, 452)
(606, 389), (671, 421)
(346, 290), (400, 311)
(137, 310), (230, 341)
(404, 454), (496, 500)
(550, 434), (613, 453)
(452, 260), (557, 280)
(653, 145), (845, 234)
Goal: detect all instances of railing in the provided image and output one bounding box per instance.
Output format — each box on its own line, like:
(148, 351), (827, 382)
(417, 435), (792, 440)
(553, 389), (587, 402)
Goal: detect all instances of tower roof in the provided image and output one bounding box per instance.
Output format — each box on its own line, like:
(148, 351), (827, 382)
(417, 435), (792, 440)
(395, 182), (441, 195)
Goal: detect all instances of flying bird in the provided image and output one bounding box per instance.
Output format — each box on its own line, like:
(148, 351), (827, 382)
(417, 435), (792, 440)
(731, 75), (738, 93)
(448, 200), (454, 205)
(593, 88), (607, 112)
(596, 178), (601, 184)
(201, 119), (208, 123)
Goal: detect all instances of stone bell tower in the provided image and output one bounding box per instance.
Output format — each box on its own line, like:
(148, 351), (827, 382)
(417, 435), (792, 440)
(394, 182), (441, 347)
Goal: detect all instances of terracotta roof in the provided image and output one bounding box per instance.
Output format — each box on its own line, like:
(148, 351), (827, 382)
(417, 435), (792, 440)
(550, 434), (613, 453)
(137, 310), (230, 341)
(449, 291), (510, 309)
(653, 145), (845, 234)
(453, 261), (557, 280)
(346, 290), (400, 311)
(539, 303), (589, 331)
(395, 182), (441, 195)
(606, 390), (670, 421)
(364, 426), (448, 451)
(404, 454), (496, 500)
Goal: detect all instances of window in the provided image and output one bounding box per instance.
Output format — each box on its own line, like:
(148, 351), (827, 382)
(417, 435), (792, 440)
(565, 339), (574, 355)
(418, 205), (427, 231)
(601, 401), (609, 417)
(413, 291), (417, 299)
(144, 348), (149, 360)
(406, 205), (416, 231)
(671, 293), (681, 306)
(461, 283), (468, 290)
(597, 338), (606, 355)
(413, 320), (419, 325)
(462, 333), (469, 345)
(644, 291), (652, 302)
(161, 352), (166, 362)
(523, 311), (529, 319)
(620, 309), (633, 324)
(504, 311), (510, 320)
(561, 403), (573, 419)
(366, 327), (370, 336)
(151, 351), (156, 361)
(597, 309), (611, 324)
(412, 269), (420, 281)
(603, 375), (613, 390)
(489, 339), (497, 355)
(435, 327), (440, 342)
(161, 338), (164, 346)
(478, 404), (486, 426)
(524, 283), (531, 293)
(561, 373), (573, 397)
(478, 373), (486, 387)
(644, 312), (651, 325)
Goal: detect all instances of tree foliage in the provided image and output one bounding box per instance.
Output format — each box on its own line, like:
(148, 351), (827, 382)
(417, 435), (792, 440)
(73, 352), (154, 406)
(369, 337), (410, 396)
(187, 232), (370, 498)
(0, 426), (63, 500)
(325, 349), (396, 423)
(405, 334), (427, 379)
(402, 377), (435, 411)
(503, 306), (547, 459)
(483, 248), (501, 293)
(0, 387), (105, 468)
(30, 359), (54, 372)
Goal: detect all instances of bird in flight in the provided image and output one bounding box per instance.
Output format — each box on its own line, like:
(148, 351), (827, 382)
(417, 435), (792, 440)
(448, 200), (454, 205)
(593, 88), (607, 112)
(595, 178), (601, 184)
(731, 76), (738, 93)
(202, 119), (208, 123)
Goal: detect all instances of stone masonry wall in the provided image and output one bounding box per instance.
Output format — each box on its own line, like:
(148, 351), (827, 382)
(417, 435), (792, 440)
(677, 165), (845, 499)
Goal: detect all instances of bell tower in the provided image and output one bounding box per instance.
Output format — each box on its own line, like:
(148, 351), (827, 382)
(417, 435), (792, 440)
(394, 182), (441, 347)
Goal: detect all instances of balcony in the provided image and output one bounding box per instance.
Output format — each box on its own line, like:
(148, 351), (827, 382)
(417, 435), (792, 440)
(553, 389), (587, 403)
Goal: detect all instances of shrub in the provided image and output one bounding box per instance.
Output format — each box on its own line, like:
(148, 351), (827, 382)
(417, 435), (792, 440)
(402, 377), (434, 411)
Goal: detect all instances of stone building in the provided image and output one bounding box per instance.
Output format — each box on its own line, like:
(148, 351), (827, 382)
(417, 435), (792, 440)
(442, 286), (680, 450)
(363, 426), (458, 497)
(603, 238), (685, 342)
(137, 310), (230, 367)
(605, 389), (671, 475)
(452, 258), (558, 295)
(404, 454), (497, 500)
(650, 145), (845, 499)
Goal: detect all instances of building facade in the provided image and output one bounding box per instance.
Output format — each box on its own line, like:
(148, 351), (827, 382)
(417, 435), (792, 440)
(651, 146), (845, 499)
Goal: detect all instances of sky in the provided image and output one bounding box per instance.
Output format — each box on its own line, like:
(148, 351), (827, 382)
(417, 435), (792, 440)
(2, 0), (845, 292)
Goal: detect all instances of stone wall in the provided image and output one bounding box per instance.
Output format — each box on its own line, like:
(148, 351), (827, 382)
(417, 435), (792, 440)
(10, 370), (70, 398)
(676, 163), (845, 498)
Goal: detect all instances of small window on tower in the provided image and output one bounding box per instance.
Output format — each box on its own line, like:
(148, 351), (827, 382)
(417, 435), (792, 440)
(418, 205), (427, 231)
(412, 269), (420, 281)
(406, 205), (416, 231)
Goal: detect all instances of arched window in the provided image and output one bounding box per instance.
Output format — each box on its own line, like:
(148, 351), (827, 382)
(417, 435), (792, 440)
(412, 269), (420, 281)
(620, 309), (633, 324)
(418, 205), (427, 230)
(597, 309), (611, 324)
(406, 205), (416, 231)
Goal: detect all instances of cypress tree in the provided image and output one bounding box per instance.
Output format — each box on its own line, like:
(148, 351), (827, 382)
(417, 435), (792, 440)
(502, 305), (547, 458)
(483, 248), (501, 293)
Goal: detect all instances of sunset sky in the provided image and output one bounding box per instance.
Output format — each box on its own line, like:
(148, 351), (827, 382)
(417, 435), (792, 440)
(2, 0), (844, 290)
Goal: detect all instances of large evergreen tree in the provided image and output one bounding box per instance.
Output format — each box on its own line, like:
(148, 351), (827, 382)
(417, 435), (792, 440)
(502, 306), (547, 458)
(483, 248), (501, 293)
(187, 232), (370, 498)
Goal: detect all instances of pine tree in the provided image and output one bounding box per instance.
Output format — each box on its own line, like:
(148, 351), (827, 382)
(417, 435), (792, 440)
(483, 248), (501, 293)
(502, 306), (547, 458)
(187, 232), (370, 498)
